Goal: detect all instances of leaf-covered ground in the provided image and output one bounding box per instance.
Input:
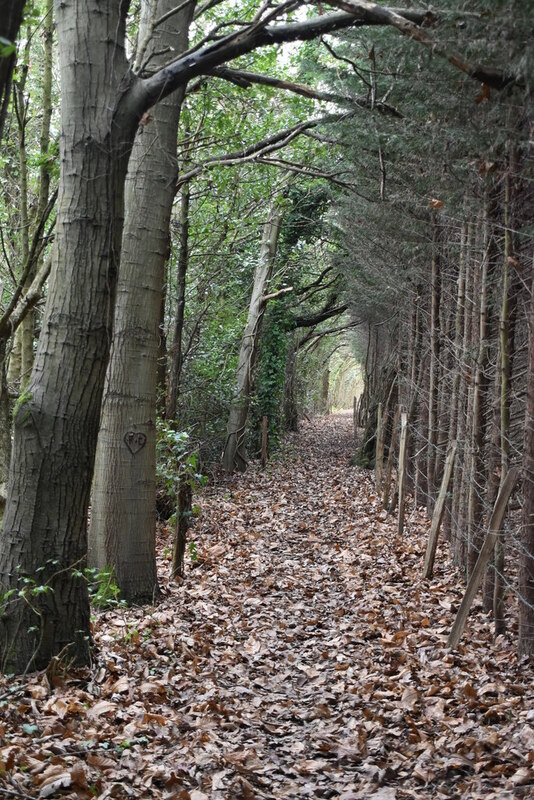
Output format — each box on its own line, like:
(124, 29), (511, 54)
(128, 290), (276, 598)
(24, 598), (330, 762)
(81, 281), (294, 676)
(1, 413), (533, 799)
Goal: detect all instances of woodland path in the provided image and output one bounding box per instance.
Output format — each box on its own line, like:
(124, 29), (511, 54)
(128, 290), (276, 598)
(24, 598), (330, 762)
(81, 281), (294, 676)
(1, 414), (533, 800)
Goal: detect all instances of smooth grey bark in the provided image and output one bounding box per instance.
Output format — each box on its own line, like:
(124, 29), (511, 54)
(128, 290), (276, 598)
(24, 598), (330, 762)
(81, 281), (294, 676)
(494, 171), (519, 635)
(89, 0), (194, 603)
(222, 202), (283, 473)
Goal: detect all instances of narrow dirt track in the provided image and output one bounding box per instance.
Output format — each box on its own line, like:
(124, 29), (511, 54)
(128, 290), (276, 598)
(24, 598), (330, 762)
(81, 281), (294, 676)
(147, 413), (531, 799)
(1, 414), (532, 799)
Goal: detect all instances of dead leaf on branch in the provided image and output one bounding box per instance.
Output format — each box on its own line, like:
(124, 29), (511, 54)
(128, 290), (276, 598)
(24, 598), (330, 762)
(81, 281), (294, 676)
(475, 83), (491, 104)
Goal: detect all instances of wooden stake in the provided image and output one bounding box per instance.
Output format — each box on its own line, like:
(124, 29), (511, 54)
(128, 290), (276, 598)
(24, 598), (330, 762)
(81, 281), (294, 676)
(447, 467), (518, 649)
(375, 402), (384, 491)
(353, 396), (358, 438)
(172, 478), (192, 580)
(423, 441), (457, 578)
(397, 408), (408, 536)
(261, 415), (268, 467)
(383, 404), (400, 511)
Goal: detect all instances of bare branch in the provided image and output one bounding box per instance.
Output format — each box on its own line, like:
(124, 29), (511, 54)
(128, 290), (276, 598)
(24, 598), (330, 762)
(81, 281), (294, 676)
(262, 286), (294, 303)
(321, 37), (372, 88)
(0, 188), (57, 337)
(296, 266), (334, 295)
(292, 301), (349, 329)
(176, 112), (353, 189)
(132, 6), (432, 117)
(299, 274), (341, 304)
(154, 0), (196, 31)
(256, 156), (365, 194)
(7, 253), (52, 336)
(207, 65), (403, 116)
(300, 319), (361, 353)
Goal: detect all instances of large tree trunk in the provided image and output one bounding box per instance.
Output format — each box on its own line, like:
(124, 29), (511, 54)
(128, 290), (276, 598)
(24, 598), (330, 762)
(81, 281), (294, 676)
(222, 202), (283, 473)
(89, 0), (193, 603)
(0, 0), (134, 673)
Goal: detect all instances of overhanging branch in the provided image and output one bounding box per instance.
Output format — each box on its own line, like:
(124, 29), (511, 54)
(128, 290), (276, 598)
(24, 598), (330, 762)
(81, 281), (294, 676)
(291, 298), (348, 329)
(300, 319), (361, 353)
(207, 65), (403, 117)
(176, 112), (353, 189)
(129, 6), (434, 118)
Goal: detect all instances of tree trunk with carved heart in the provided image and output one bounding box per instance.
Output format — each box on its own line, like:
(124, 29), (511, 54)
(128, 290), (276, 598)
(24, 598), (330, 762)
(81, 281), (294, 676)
(88, 0), (194, 603)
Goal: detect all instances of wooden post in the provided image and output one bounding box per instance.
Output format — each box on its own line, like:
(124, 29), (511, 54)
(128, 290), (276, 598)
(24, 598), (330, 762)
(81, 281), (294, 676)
(375, 402), (384, 491)
(383, 404), (400, 511)
(261, 415), (268, 467)
(423, 442), (457, 578)
(397, 408), (408, 536)
(172, 478), (192, 580)
(447, 467), (518, 649)
(353, 396), (357, 438)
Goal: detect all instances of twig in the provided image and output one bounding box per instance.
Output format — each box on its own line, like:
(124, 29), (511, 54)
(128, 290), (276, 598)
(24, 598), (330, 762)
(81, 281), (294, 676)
(262, 286), (294, 303)
(0, 683), (25, 702)
(0, 784), (35, 799)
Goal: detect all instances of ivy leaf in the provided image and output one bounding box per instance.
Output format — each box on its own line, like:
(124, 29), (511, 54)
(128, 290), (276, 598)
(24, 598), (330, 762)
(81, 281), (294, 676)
(22, 723), (39, 735)
(0, 37), (16, 58)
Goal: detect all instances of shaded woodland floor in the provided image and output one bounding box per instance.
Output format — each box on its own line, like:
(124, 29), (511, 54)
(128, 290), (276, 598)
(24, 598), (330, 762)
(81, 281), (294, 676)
(1, 414), (533, 799)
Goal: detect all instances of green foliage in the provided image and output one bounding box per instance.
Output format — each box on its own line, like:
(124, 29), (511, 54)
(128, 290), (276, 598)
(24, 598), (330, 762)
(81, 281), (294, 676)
(29, 140), (59, 179)
(0, 38), (16, 58)
(21, 723), (39, 735)
(22, 1), (43, 24)
(0, 560), (62, 621)
(82, 567), (124, 610)
(0, 587), (17, 620)
(253, 302), (290, 450)
(12, 390), (32, 423)
(280, 185), (329, 259)
(156, 422), (206, 520)
(188, 541), (199, 561)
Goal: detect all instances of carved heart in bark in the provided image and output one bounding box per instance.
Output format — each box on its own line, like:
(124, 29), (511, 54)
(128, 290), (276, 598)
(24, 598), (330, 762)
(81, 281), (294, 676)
(124, 431), (147, 455)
